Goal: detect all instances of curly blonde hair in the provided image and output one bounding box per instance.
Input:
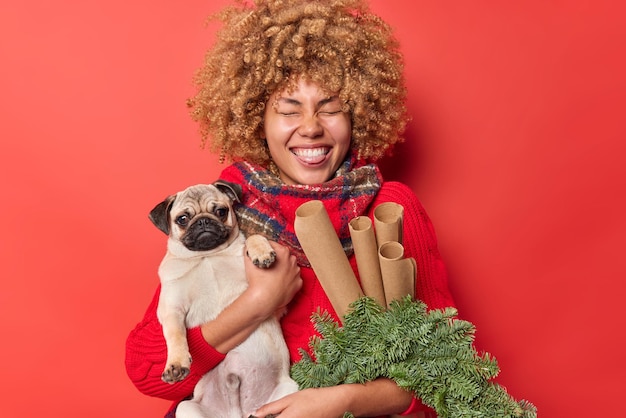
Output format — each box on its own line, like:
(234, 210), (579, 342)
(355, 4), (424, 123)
(188, 0), (409, 166)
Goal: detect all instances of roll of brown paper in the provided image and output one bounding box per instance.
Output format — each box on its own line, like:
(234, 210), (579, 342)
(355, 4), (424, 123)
(378, 241), (416, 307)
(294, 200), (364, 319)
(349, 216), (386, 307)
(373, 202), (404, 247)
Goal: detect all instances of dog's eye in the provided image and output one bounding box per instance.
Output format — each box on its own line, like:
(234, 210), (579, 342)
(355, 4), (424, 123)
(214, 207), (229, 220)
(175, 214), (190, 227)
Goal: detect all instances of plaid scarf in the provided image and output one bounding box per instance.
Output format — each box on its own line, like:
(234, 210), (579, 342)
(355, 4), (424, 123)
(219, 157), (383, 266)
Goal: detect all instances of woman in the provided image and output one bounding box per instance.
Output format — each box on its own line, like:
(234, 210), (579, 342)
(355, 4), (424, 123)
(126, 1), (456, 416)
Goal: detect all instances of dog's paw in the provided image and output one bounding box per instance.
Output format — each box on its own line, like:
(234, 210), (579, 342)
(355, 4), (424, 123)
(246, 235), (276, 269)
(251, 250), (277, 269)
(162, 363), (190, 384)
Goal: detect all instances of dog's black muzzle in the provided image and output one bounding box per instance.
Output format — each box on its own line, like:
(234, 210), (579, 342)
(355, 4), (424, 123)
(182, 216), (231, 251)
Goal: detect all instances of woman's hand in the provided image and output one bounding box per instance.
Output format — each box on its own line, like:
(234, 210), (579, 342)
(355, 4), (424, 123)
(244, 240), (302, 319)
(251, 387), (351, 418)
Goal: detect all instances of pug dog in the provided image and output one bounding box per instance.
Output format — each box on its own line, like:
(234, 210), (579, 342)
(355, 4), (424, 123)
(149, 181), (298, 418)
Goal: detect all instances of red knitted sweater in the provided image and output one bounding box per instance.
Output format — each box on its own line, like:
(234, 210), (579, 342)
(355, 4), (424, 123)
(125, 180), (455, 416)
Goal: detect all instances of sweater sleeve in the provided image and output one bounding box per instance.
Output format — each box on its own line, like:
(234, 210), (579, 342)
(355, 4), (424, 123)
(373, 182), (456, 417)
(124, 285), (226, 401)
(372, 181), (456, 310)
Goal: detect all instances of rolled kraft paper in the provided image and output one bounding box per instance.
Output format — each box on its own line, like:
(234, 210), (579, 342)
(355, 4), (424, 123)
(378, 241), (416, 307)
(373, 202), (404, 247)
(349, 216), (386, 307)
(294, 200), (364, 319)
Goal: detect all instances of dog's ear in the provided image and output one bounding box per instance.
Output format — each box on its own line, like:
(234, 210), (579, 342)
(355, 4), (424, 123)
(149, 195), (176, 235)
(214, 180), (242, 203)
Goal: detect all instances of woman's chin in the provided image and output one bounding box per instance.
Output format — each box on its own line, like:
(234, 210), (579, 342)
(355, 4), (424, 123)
(281, 168), (334, 185)
(279, 157), (339, 185)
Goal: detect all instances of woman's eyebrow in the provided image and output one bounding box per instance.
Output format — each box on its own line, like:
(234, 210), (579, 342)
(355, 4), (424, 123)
(319, 96), (338, 106)
(276, 96), (339, 106)
(277, 97), (302, 106)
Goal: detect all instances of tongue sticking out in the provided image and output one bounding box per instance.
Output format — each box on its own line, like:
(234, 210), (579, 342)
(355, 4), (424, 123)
(292, 147), (329, 164)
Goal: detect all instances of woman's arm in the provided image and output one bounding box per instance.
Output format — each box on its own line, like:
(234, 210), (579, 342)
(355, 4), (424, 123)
(125, 241), (302, 400)
(251, 377), (414, 418)
(125, 287), (225, 400)
(201, 241), (302, 352)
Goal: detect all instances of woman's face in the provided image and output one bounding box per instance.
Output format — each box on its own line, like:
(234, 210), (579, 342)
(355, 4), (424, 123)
(263, 78), (352, 185)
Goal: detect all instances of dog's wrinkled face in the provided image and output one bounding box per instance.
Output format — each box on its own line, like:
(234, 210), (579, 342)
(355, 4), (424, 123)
(149, 181), (242, 252)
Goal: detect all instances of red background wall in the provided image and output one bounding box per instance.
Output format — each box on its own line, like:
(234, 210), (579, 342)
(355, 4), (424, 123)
(1, 1), (624, 416)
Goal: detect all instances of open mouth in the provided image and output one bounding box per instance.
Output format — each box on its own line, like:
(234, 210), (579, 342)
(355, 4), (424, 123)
(291, 147), (330, 164)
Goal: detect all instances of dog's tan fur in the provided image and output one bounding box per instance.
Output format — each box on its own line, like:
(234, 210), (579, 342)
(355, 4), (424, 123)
(149, 182), (298, 418)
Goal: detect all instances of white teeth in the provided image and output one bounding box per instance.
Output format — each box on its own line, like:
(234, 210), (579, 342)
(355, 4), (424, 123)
(292, 148), (328, 157)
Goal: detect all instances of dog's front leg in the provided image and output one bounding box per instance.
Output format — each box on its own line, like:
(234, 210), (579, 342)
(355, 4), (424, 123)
(160, 306), (192, 383)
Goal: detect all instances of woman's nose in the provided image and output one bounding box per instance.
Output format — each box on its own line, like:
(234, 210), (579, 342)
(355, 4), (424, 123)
(297, 114), (323, 138)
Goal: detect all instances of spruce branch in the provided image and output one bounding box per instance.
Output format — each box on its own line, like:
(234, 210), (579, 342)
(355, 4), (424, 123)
(290, 296), (537, 418)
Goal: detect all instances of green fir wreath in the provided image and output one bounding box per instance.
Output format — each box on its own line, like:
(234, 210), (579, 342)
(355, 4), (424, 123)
(290, 296), (537, 418)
